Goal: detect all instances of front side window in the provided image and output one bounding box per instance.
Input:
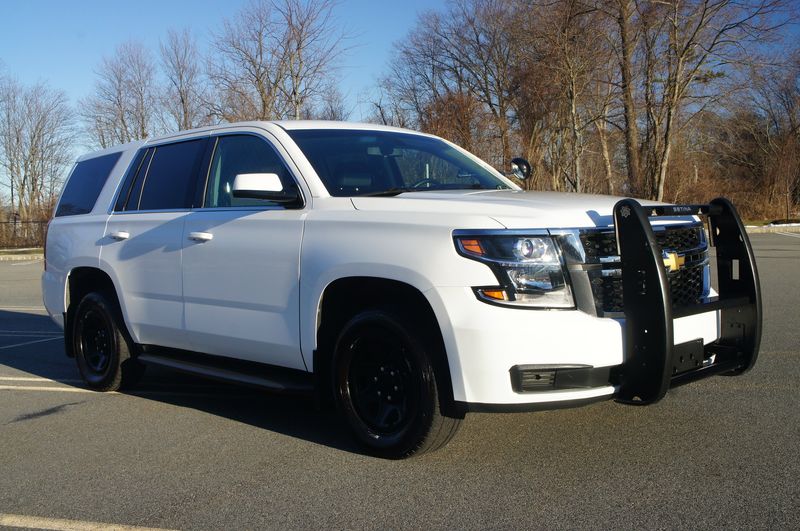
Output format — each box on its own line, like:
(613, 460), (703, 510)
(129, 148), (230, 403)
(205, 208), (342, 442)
(287, 129), (511, 197)
(136, 138), (207, 211)
(204, 135), (296, 208)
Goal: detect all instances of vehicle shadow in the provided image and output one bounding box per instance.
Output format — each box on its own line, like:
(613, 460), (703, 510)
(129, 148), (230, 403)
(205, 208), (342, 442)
(0, 309), (360, 455)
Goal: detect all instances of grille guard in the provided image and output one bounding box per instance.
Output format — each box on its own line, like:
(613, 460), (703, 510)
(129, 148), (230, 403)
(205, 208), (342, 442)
(612, 197), (762, 404)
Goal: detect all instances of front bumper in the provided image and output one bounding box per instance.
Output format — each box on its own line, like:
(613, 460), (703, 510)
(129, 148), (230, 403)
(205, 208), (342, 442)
(430, 197), (761, 412)
(427, 285), (721, 408)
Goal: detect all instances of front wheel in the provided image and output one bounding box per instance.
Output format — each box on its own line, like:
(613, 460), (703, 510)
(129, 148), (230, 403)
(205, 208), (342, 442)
(72, 292), (143, 392)
(333, 309), (460, 458)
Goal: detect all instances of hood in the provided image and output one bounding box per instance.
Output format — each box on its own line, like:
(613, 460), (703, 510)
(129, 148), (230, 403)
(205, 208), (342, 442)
(350, 190), (669, 229)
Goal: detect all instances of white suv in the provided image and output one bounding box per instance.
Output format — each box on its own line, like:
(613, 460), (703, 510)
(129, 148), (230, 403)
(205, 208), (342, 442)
(43, 121), (761, 458)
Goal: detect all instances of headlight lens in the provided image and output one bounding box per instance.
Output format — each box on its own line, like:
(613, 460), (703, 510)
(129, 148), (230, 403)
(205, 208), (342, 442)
(455, 234), (574, 309)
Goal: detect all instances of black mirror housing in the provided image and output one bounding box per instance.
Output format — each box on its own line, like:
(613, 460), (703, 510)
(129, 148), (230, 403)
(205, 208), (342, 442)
(510, 157), (532, 181)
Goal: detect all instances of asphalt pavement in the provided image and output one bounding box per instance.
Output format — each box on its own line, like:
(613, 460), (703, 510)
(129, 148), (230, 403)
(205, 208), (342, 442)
(0, 234), (798, 530)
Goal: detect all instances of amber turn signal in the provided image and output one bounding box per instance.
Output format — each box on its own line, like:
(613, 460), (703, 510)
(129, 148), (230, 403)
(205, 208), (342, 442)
(459, 238), (484, 255)
(477, 288), (508, 301)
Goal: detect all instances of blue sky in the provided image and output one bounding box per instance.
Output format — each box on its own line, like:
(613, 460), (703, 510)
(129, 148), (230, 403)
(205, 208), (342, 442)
(0, 0), (448, 120)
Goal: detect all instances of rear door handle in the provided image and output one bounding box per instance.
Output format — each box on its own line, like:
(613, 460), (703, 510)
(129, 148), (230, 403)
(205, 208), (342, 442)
(109, 231), (130, 241)
(188, 231), (214, 242)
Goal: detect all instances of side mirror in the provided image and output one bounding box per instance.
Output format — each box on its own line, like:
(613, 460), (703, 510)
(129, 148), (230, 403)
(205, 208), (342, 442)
(509, 157), (532, 181)
(232, 173), (300, 204)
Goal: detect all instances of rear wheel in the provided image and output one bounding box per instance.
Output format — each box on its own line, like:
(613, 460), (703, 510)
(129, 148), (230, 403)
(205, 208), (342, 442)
(72, 292), (143, 391)
(333, 309), (460, 458)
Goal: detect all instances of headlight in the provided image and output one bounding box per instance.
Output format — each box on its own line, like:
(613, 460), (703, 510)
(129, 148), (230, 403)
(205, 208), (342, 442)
(454, 233), (574, 309)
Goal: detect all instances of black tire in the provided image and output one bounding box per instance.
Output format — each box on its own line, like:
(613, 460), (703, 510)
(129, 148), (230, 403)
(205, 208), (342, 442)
(333, 309), (461, 459)
(72, 291), (144, 392)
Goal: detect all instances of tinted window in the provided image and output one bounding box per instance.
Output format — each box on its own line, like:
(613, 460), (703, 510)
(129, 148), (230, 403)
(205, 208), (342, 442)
(55, 152), (122, 217)
(138, 139), (206, 211)
(114, 148), (148, 212)
(204, 135), (296, 208)
(121, 148), (154, 211)
(287, 129), (510, 197)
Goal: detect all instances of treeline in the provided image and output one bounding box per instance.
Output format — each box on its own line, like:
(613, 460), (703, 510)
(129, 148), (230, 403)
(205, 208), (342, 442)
(1, 0), (798, 224)
(374, 0), (799, 219)
(0, 0), (346, 222)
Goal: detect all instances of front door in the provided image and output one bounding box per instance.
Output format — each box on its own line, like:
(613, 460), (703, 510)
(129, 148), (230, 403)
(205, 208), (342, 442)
(181, 133), (306, 370)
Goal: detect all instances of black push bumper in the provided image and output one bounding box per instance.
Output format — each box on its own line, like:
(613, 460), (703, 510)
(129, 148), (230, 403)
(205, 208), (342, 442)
(612, 197), (762, 404)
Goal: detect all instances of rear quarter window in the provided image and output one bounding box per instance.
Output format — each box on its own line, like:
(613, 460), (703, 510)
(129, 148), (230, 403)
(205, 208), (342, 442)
(55, 152), (123, 217)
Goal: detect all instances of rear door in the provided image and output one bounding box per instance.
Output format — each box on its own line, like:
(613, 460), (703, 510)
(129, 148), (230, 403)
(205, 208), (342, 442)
(181, 132), (307, 370)
(100, 137), (209, 349)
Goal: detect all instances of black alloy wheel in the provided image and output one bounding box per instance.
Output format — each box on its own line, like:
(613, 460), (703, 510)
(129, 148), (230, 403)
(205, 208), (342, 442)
(77, 308), (113, 374)
(333, 309), (460, 459)
(345, 328), (420, 436)
(73, 291), (142, 391)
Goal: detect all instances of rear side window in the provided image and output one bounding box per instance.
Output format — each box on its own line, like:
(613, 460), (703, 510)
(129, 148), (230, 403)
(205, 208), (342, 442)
(55, 152), (122, 217)
(114, 148), (148, 211)
(137, 139), (207, 211)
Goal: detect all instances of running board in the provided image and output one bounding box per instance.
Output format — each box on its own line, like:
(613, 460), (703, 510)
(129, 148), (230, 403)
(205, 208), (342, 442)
(137, 349), (314, 395)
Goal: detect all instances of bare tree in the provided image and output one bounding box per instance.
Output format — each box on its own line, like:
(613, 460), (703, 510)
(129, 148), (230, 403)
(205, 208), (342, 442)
(609, 0), (643, 194)
(276, 0), (346, 120)
(602, 0), (790, 200)
(516, 1), (612, 192)
(368, 85), (413, 128)
(208, 0), (346, 122)
(0, 77), (76, 221)
(160, 28), (210, 131)
(312, 83), (351, 120)
(379, 1), (517, 167)
(80, 41), (158, 148)
(208, 0), (286, 121)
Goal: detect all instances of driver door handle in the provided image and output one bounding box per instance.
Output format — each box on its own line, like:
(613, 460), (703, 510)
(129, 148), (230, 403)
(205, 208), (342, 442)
(188, 231), (214, 242)
(109, 231), (130, 241)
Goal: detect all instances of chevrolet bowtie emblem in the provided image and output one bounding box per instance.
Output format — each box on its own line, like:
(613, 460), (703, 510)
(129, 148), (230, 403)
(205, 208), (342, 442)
(663, 252), (686, 271)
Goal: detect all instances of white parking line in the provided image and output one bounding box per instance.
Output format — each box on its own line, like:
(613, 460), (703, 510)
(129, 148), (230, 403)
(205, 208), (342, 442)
(0, 385), (97, 393)
(0, 376), (82, 384)
(10, 259), (43, 266)
(0, 385), (246, 398)
(777, 232), (800, 239)
(0, 513), (178, 531)
(0, 306), (48, 312)
(0, 337), (61, 350)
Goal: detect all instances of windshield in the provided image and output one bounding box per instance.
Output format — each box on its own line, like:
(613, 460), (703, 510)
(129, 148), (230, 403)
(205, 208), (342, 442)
(286, 129), (512, 197)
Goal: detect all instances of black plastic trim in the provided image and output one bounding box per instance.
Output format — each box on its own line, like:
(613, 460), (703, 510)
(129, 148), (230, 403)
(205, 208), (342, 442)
(137, 345), (313, 395)
(113, 148), (147, 212)
(510, 365), (611, 392)
(612, 197), (762, 404)
(62, 311), (74, 358)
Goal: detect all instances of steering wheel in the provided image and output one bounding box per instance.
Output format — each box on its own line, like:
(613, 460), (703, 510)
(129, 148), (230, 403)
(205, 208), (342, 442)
(411, 178), (441, 189)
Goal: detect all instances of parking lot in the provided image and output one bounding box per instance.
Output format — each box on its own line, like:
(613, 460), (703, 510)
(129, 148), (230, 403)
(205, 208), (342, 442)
(1, 233), (798, 530)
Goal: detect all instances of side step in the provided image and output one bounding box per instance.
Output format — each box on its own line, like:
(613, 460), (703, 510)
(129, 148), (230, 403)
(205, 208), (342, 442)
(137, 347), (314, 395)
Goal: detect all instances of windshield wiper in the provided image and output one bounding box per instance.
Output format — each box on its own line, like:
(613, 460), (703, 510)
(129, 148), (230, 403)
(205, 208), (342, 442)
(361, 187), (419, 197)
(361, 184), (490, 197)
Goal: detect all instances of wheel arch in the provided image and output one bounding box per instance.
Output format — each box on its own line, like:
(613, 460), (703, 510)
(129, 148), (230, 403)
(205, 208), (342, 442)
(64, 266), (125, 357)
(313, 276), (463, 418)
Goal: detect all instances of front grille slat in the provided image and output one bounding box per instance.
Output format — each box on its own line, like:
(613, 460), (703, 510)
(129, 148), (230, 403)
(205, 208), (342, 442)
(581, 225), (708, 315)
